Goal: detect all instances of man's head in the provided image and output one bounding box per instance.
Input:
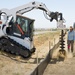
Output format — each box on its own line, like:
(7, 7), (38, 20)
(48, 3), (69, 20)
(21, 20), (25, 25)
(70, 26), (73, 32)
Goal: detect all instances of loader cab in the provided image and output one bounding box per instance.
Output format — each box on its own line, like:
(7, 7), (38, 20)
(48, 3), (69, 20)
(8, 15), (35, 40)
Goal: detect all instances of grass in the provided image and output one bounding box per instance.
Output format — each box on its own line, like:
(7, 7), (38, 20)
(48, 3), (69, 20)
(34, 31), (60, 47)
(0, 63), (5, 68)
(13, 73), (20, 75)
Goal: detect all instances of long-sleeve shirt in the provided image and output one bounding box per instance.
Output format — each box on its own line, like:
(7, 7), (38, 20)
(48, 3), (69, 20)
(67, 30), (75, 41)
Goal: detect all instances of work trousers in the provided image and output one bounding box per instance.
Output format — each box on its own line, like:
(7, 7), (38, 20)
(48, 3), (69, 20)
(67, 40), (74, 52)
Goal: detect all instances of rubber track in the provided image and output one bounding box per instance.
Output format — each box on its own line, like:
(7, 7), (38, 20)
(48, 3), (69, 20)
(0, 37), (31, 58)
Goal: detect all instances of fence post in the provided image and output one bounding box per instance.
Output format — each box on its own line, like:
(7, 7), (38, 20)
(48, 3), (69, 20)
(54, 38), (55, 45)
(36, 50), (38, 66)
(49, 41), (51, 51)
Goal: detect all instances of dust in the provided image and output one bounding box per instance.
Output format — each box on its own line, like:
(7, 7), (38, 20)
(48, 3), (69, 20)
(66, 52), (73, 58)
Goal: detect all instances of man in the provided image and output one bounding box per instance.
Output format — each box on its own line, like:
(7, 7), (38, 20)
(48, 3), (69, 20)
(21, 20), (26, 32)
(67, 26), (75, 53)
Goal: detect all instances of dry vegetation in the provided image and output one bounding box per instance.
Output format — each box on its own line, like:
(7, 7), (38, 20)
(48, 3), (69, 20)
(0, 30), (60, 75)
(34, 31), (60, 47)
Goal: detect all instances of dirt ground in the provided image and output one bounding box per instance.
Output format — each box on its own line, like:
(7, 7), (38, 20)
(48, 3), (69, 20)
(0, 31), (60, 75)
(43, 34), (75, 75)
(43, 57), (75, 75)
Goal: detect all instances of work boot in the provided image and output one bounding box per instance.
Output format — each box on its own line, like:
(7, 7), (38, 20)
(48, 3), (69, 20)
(71, 49), (73, 53)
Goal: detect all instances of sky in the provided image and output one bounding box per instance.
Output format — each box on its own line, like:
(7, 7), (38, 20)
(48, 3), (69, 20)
(0, 0), (75, 28)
